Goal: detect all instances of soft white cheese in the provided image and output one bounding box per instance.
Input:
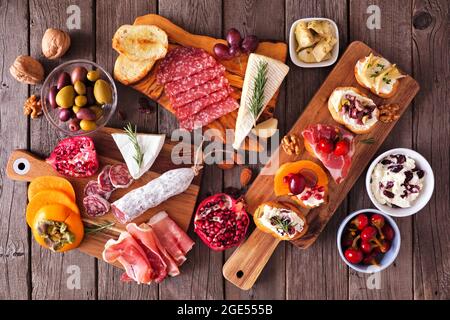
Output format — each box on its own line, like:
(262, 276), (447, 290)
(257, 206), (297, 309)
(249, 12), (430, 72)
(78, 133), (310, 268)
(233, 53), (289, 150)
(112, 132), (165, 180)
(296, 187), (325, 207)
(259, 205), (305, 239)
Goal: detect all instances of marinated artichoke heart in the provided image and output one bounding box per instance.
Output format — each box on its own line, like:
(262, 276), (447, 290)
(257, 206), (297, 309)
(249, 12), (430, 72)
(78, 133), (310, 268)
(295, 20), (337, 63)
(295, 22), (319, 51)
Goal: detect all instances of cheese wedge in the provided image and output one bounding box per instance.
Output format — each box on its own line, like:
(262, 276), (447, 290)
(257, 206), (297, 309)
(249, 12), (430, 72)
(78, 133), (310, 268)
(112, 132), (165, 180)
(233, 54), (289, 150)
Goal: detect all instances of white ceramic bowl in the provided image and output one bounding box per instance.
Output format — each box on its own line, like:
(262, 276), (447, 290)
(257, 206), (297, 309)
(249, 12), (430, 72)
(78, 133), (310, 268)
(289, 17), (339, 68)
(337, 209), (401, 273)
(365, 148), (434, 217)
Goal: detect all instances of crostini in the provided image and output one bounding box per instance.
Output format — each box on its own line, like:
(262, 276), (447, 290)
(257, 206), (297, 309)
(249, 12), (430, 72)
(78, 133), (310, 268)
(354, 53), (405, 98)
(253, 201), (308, 241)
(328, 86), (379, 134)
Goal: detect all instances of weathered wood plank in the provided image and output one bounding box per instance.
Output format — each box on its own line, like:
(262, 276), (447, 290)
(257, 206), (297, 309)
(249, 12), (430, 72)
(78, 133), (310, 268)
(285, 0), (349, 300)
(29, 0), (96, 299)
(0, 0), (30, 300)
(158, 0), (224, 300)
(223, 0), (287, 299)
(412, 0), (450, 300)
(348, 0), (413, 299)
(95, 0), (159, 300)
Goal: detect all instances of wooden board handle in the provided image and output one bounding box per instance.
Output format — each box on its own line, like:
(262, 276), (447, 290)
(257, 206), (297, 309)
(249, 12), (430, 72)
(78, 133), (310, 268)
(6, 150), (54, 182)
(223, 229), (281, 290)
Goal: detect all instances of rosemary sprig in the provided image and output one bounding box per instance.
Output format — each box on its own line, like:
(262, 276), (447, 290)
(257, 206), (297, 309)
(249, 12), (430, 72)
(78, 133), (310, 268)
(248, 61), (269, 126)
(361, 137), (375, 144)
(84, 221), (115, 235)
(124, 123), (144, 168)
(270, 216), (297, 236)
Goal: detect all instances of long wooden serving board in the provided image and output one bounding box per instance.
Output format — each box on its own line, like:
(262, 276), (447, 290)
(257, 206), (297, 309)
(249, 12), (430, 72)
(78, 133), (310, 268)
(6, 127), (201, 267)
(118, 14), (287, 151)
(223, 41), (420, 290)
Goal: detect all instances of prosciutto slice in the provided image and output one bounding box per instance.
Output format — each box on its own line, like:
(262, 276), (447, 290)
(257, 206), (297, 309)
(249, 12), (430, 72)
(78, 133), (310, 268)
(102, 232), (153, 284)
(302, 124), (355, 184)
(148, 211), (195, 266)
(126, 223), (180, 279)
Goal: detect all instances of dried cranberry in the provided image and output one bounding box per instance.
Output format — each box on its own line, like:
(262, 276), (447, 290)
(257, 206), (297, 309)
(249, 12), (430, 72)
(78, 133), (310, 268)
(385, 181), (394, 189)
(383, 190), (395, 199)
(416, 169), (425, 179)
(394, 154), (406, 164)
(404, 171), (413, 183)
(389, 165), (404, 173)
(381, 159), (392, 165)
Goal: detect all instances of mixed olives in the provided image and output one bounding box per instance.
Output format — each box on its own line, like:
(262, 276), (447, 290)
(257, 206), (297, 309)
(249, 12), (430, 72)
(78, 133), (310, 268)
(48, 65), (113, 132)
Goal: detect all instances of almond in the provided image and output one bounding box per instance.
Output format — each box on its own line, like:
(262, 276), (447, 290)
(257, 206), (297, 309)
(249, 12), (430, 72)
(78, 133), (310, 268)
(240, 167), (252, 187)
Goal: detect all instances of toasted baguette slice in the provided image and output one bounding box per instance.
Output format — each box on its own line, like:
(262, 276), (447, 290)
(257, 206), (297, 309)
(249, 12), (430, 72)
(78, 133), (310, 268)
(112, 25), (168, 61)
(114, 54), (155, 85)
(328, 86), (379, 134)
(354, 55), (404, 98)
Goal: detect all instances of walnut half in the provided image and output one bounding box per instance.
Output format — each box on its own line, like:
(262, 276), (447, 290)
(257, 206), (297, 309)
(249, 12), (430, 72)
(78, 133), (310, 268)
(282, 133), (302, 155)
(379, 104), (401, 123)
(24, 95), (42, 119)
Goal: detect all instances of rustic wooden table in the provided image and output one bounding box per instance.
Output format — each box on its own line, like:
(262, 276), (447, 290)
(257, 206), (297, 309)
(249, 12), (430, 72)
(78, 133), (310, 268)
(0, 0), (448, 300)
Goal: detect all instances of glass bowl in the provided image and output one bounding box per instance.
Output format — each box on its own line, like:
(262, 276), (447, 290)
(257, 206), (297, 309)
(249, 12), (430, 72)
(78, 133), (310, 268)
(41, 59), (117, 136)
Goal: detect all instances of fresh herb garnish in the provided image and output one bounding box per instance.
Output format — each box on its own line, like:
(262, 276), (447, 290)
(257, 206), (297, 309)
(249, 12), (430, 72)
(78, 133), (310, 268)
(370, 71), (380, 78)
(382, 75), (392, 84)
(270, 215), (297, 236)
(361, 137), (375, 144)
(124, 122), (144, 168)
(248, 61), (269, 126)
(376, 63), (385, 69)
(84, 221), (115, 235)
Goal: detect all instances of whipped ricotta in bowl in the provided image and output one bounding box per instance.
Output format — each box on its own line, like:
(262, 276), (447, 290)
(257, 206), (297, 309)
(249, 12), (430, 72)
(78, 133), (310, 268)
(370, 154), (425, 208)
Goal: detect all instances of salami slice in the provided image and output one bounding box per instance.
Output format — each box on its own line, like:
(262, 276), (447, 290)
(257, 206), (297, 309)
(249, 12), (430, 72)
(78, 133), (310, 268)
(83, 194), (110, 217)
(84, 180), (112, 200)
(109, 163), (133, 188)
(98, 165), (115, 192)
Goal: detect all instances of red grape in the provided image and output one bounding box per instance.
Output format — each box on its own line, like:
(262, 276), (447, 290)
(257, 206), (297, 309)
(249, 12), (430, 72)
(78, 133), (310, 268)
(213, 43), (233, 60)
(299, 168), (318, 188)
(288, 174), (306, 195)
(226, 28), (242, 47)
(228, 45), (241, 57)
(241, 35), (259, 53)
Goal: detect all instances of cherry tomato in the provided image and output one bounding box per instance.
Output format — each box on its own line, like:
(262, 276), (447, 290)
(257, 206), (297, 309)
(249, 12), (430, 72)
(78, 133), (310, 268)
(344, 248), (363, 264)
(334, 139), (350, 156)
(317, 138), (334, 154)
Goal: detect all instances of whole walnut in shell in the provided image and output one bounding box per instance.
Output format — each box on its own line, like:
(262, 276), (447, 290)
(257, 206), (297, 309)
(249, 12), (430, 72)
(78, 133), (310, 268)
(10, 55), (44, 84)
(42, 28), (71, 59)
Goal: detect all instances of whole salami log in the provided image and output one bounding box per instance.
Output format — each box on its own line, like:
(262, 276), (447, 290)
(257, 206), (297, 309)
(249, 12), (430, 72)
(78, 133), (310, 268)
(111, 168), (196, 224)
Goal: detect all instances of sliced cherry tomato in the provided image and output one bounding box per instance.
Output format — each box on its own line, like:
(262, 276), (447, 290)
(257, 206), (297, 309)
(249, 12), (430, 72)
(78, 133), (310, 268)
(317, 138), (334, 154)
(334, 139), (350, 156)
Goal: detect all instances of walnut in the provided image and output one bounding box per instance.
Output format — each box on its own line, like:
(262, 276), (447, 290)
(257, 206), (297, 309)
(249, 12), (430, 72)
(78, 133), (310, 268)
(24, 95), (42, 119)
(10, 55), (44, 84)
(240, 167), (252, 187)
(281, 133), (302, 155)
(42, 28), (71, 60)
(379, 104), (401, 123)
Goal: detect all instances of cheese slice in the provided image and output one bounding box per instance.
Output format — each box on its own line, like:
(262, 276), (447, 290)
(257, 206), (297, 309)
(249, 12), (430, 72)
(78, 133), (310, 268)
(233, 53), (289, 150)
(112, 132), (165, 180)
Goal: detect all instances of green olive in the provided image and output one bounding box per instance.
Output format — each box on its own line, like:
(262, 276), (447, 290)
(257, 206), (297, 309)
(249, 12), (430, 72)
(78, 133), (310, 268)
(89, 105), (104, 120)
(80, 119), (97, 131)
(93, 79), (112, 104)
(55, 85), (75, 108)
(73, 81), (86, 95)
(87, 70), (100, 82)
(72, 105), (82, 114)
(74, 95), (87, 107)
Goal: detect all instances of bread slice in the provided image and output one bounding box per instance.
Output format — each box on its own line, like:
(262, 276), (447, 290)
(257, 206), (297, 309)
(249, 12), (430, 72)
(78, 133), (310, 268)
(112, 25), (168, 61)
(328, 86), (379, 134)
(114, 54), (155, 85)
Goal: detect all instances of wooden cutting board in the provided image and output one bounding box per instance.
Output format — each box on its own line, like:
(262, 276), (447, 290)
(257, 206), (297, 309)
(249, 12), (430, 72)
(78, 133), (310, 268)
(6, 127), (201, 267)
(223, 41), (420, 290)
(117, 14), (287, 151)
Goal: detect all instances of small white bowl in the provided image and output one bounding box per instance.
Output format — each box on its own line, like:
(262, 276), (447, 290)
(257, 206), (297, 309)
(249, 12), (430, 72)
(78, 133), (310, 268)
(337, 209), (401, 273)
(365, 148), (434, 217)
(289, 17), (339, 68)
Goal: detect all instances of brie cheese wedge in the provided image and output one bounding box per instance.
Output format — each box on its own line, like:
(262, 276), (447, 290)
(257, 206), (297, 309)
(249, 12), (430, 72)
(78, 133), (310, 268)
(112, 132), (165, 180)
(233, 53), (289, 150)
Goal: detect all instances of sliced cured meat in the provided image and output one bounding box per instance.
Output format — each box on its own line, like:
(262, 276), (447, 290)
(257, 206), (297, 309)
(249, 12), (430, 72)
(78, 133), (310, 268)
(84, 180), (112, 200)
(126, 223), (179, 280)
(148, 211), (195, 266)
(157, 46), (198, 75)
(109, 163), (133, 188)
(179, 96), (239, 131)
(157, 48), (218, 84)
(302, 124), (355, 184)
(103, 232), (153, 284)
(165, 65), (226, 98)
(175, 87), (233, 120)
(169, 76), (229, 109)
(98, 165), (115, 192)
(83, 194), (110, 217)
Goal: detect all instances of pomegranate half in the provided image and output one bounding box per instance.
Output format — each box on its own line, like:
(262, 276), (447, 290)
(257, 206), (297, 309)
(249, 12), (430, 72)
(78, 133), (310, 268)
(46, 136), (99, 178)
(194, 193), (249, 251)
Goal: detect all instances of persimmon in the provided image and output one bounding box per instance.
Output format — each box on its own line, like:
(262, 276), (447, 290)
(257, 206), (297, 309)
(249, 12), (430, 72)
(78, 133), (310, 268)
(28, 176), (76, 201)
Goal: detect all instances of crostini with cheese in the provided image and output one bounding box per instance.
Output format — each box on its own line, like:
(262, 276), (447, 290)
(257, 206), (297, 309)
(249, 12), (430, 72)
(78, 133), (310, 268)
(354, 53), (405, 98)
(328, 87), (379, 134)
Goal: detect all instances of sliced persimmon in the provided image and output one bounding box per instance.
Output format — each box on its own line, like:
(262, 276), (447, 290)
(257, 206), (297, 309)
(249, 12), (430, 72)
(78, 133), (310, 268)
(26, 190), (80, 228)
(28, 176), (76, 202)
(274, 160), (328, 196)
